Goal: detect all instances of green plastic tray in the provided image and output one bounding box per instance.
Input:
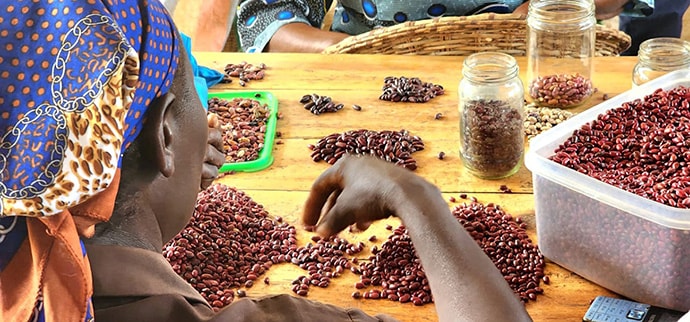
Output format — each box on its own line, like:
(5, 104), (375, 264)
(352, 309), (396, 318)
(208, 91), (278, 173)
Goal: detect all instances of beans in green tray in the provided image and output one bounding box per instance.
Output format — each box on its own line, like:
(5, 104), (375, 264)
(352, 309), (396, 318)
(207, 97), (269, 163)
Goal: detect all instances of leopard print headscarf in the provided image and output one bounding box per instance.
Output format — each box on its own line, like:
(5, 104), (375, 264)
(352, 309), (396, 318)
(0, 1), (179, 321)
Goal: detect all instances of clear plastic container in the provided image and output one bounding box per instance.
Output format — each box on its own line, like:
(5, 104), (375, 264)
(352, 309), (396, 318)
(525, 70), (690, 311)
(458, 52), (524, 179)
(526, 0), (596, 109)
(633, 37), (690, 86)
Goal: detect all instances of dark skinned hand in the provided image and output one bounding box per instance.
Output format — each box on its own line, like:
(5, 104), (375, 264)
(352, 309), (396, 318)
(200, 113), (225, 190)
(303, 154), (438, 237)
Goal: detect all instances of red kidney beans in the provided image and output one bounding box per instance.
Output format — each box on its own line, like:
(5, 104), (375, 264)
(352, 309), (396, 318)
(309, 129), (424, 170)
(543, 85), (690, 310)
(163, 184), (297, 311)
(356, 199), (545, 305)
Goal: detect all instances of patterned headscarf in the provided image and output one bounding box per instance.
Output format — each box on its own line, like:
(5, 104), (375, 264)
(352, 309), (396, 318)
(0, 1), (179, 321)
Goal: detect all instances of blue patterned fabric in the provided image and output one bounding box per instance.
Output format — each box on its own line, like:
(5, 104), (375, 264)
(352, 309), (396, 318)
(237, 0), (526, 52)
(0, 1), (180, 321)
(0, 0), (178, 218)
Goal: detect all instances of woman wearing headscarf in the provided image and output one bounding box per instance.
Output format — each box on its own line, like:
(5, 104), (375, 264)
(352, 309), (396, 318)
(0, 0), (188, 321)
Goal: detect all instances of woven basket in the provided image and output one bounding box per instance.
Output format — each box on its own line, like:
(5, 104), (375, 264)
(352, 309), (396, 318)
(323, 13), (631, 57)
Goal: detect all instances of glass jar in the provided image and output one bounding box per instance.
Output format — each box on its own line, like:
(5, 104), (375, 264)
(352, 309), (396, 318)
(633, 38), (690, 86)
(526, 0), (596, 109)
(459, 52), (525, 179)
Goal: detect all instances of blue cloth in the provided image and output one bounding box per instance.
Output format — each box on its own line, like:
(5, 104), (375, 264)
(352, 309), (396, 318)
(620, 0), (690, 56)
(180, 33), (224, 110)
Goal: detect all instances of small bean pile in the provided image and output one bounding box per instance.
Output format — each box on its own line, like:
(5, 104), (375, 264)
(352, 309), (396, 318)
(300, 93), (345, 115)
(309, 129), (425, 170)
(289, 236), (365, 296)
(220, 61), (267, 86)
(355, 226), (432, 305)
(452, 200), (546, 302)
(163, 184), (297, 311)
(355, 198), (545, 305)
(208, 97), (270, 163)
(379, 76), (445, 103)
(529, 73), (594, 108)
(523, 104), (575, 139)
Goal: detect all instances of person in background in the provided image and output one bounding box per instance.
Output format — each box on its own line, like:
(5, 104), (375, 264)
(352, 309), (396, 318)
(0, 0), (531, 321)
(236, 0), (531, 53)
(595, 0), (690, 56)
(161, 0), (240, 51)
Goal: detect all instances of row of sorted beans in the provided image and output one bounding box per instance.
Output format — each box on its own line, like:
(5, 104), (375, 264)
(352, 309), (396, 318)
(452, 200), (546, 303)
(528, 73), (594, 108)
(300, 93), (345, 115)
(523, 103), (575, 139)
(163, 184), (297, 311)
(355, 197), (545, 305)
(207, 97), (270, 163)
(308, 129), (425, 170)
(289, 236), (365, 296)
(380, 76), (445, 103)
(220, 61), (267, 86)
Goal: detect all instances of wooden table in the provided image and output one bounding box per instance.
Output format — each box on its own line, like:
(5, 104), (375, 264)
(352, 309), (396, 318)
(196, 52), (638, 322)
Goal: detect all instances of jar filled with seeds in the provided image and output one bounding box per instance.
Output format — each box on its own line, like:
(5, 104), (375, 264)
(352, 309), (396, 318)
(526, 0), (596, 109)
(633, 38), (690, 86)
(459, 52), (525, 179)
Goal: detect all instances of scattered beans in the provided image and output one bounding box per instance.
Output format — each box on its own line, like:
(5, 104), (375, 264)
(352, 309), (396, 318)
(236, 289), (247, 298)
(379, 76), (444, 103)
(352, 104), (362, 111)
(524, 103), (575, 139)
(207, 97), (270, 163)
(300, 93), (345, 115)
(357, 200), (545, 305)
(528, 73), (594, 108)
(453, 201), (545, 302)
(289, 237), (364, 297)
(460, 99), (524, 178)
(309, 129), (425, 170)
(434, 112), (443, 120)
(602, 93), (610, 100)
(437, 151), (446, 160)
(163, 184), (297, 311)
(220, 61), (266, 84)
(543, 85), (690, 309)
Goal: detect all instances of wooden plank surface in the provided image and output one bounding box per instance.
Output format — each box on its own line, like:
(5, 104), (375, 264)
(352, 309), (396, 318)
(195, 52), (638, 321)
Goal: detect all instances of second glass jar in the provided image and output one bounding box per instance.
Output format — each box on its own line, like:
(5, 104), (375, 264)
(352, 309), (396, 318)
(633, 37), (690, 86)
(459, 52), (525, 179)
(526, 0), (596, 109)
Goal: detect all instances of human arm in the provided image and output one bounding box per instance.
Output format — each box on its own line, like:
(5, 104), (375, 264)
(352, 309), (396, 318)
(594, 0), (630, 19)
(236, 0), (347, 52)
(265, 22), (349, 53)
(303, 155), (532, 322)
(164, 0), (239, 51)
